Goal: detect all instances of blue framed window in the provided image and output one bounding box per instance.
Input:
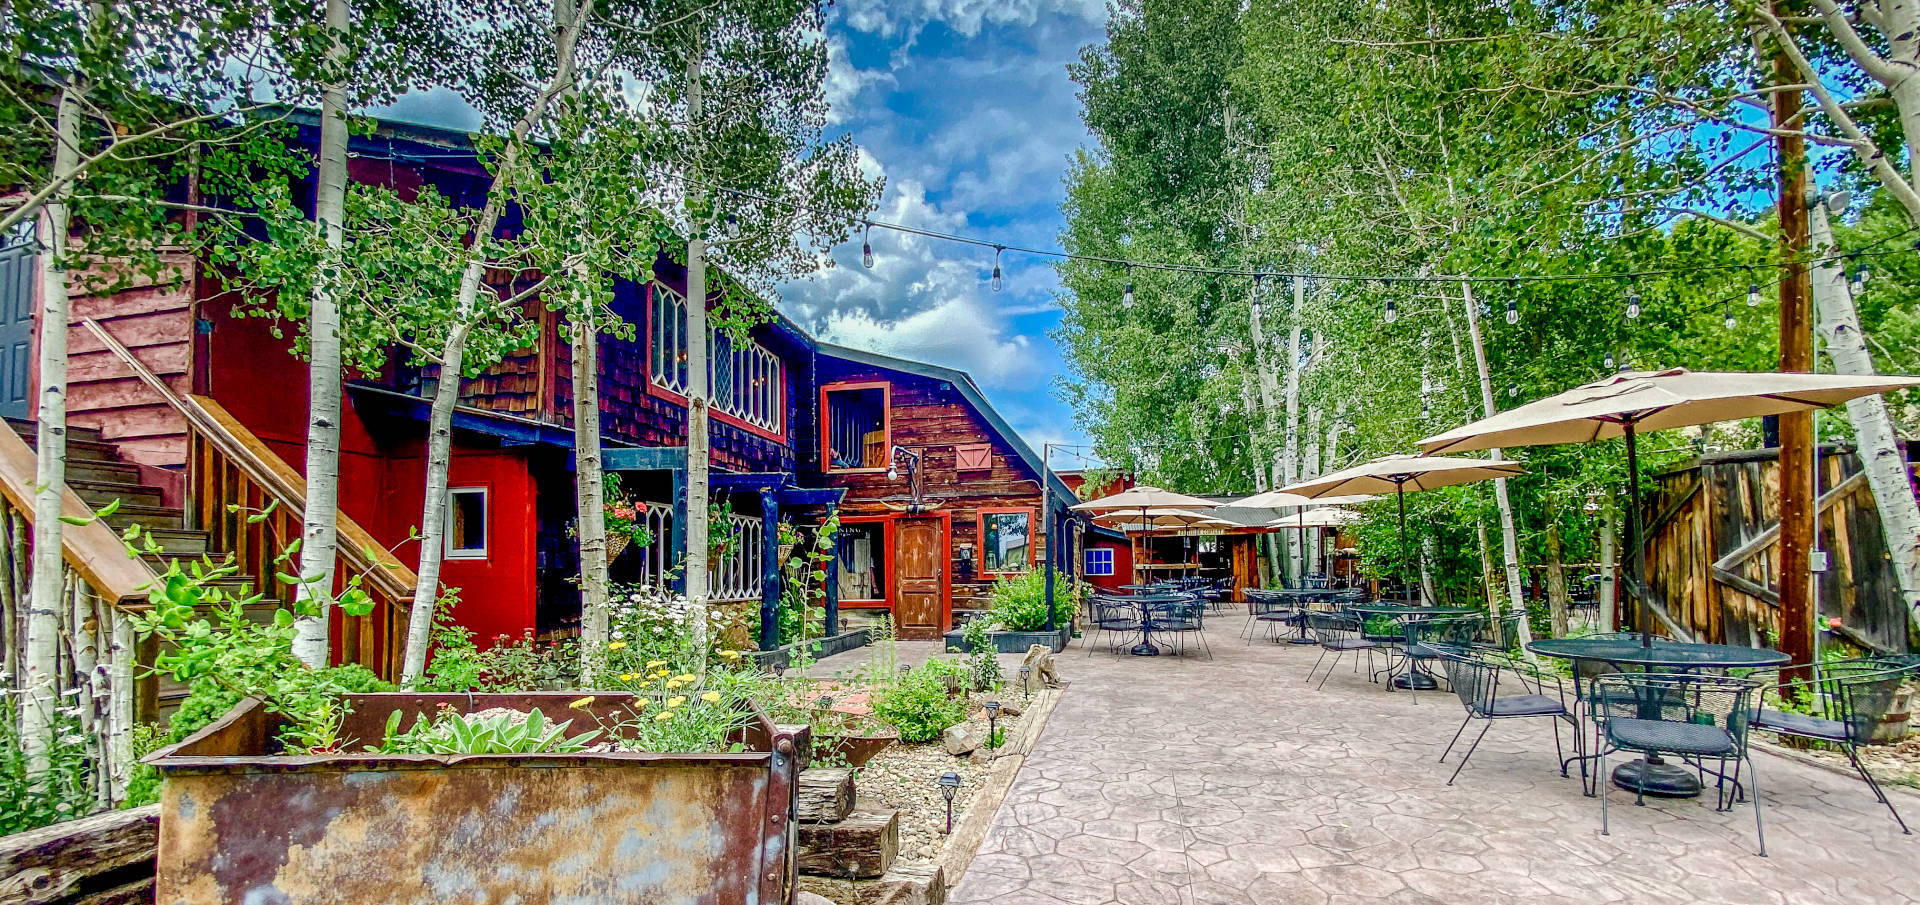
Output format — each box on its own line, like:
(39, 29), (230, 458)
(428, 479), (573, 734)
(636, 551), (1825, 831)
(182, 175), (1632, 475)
(1084, 547), (1115, 577)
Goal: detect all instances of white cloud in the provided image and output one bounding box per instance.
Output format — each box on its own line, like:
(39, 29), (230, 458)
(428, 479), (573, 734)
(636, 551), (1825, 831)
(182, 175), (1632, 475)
(825, 36), (897, 126)
(839, 0), (1104, 40)
(815, 296), (1042, 387)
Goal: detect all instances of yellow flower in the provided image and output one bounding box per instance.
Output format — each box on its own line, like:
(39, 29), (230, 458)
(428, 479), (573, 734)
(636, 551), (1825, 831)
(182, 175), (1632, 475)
(717, 650), (742, 661)
(647, 660), (668, 669)
(667, 696), (686, 709)
(664, 677), (685, 689)
(606, 641), (627, 651)
(632, 698), (649, 710)
(651, 670), (670, 679)
(568, 696), (595, 709)
(674, 674), (697, 684)
(618, 674), (636, 682)
(700, 691), (722, 703)
(654, 710), (674, 722)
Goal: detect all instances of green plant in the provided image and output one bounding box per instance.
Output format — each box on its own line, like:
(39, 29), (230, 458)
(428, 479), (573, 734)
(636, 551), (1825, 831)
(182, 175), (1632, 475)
(985, 571), (1077, 632)
(859, 614), (900, 688)
(601, 474), (655, 548)
(770, 515), (839, 649)
(379, 705), (600, 755)
(963, 618), (1003, 691)
(871, 660), (970, 743)
(0, 697), (98, 834)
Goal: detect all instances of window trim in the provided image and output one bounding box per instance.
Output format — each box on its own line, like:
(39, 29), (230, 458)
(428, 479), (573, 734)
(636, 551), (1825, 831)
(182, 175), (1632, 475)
(976, 506), (1037, 576)
(1084, 546), (1115, 577)
(819, 380), (892, 474)
(834, 514), (893, 607)
(641, 282), (788, 444)
(444, 486), (489, 561)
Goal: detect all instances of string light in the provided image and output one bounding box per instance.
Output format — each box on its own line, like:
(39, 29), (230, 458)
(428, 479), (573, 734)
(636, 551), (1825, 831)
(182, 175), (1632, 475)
(1747, 283), (1762, 307)
(1383, 298), (1398, 324)
(1852, 262), (1870, 295)
(1722, 304), (1736, 331)
(990, 246), (1003, 292)
(1507, 384), (1518, 398)
(1122, 264), (1135, 308)
(723, 212), (741, 240)
(861, 221), (874, 269)
(1603, 351), (1616, 370)
(1625, 290), (1641, 320)
(1504, 298), (1519, 326)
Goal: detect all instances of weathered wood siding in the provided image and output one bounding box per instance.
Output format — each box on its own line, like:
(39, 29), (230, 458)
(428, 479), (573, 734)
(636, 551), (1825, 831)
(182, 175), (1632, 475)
(1644, 445), (1913, 652)
(815, 360), (1048, 611)
(63, 252), (194, 468)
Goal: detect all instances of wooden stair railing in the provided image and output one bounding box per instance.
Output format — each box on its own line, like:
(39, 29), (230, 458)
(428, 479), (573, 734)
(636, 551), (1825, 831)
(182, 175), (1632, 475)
(0, 424), (154, 605)
(82, 318), (417, 680)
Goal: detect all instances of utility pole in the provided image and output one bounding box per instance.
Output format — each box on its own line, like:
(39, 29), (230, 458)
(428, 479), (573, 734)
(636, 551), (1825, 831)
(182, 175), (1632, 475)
(1042, 442), (1056, 632)
(1772, 23), (1816, 676)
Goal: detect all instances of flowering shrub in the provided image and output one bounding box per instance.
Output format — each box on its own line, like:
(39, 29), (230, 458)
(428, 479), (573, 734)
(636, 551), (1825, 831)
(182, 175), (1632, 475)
(601, 474), (654, 548)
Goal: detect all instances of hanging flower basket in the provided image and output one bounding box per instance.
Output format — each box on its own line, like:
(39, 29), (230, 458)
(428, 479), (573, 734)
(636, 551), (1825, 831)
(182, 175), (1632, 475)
(605, 533), (631, 565)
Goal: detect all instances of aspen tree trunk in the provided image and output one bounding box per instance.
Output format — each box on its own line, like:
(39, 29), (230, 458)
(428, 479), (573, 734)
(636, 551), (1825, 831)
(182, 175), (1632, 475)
(1280, 276), (1305, 583)
(573, 317), (610, 673)
(399, 0), (594, 682)
(1477, 521), (1497, 611)
(1248, 279), (1285, 587)
(291, 0), (352, 667)
(1303, 405), (1323, 576)
(25, 80), (84, 780)
(683, 48), (713, 667)
(1599, 499), (1618, 631)
(1809, 202), (1920, 614)
(1420, 536), (1438, 604)
(1460, 282), (1530, 644)
(1545, 520), (1570, 638)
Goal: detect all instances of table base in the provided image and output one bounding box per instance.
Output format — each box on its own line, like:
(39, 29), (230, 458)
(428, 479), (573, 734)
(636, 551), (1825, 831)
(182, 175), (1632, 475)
(1286, 637), (1319, 645)
(1611, 757), (1701, 798)
(1392, 671), (1439, 691)
(1129, 643), (1161, 656)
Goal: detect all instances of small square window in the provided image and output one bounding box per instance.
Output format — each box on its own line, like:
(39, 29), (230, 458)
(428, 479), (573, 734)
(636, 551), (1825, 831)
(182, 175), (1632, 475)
(446, 487), (488, 560)
(1084, 547), (1115, 577)
(980, 509), (1033, 574)
(955, 443), (992, 471)
(823, 383), (889, 471)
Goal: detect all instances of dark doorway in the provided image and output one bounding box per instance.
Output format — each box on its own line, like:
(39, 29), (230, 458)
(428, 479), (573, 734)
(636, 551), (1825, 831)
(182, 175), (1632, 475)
(0, 227), (38, 421)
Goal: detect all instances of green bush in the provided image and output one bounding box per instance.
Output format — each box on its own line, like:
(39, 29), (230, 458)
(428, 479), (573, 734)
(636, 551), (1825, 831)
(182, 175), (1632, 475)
(871, 660), (969, 742)
(963, 618), (1002, 691)
(986, 571), (1077, 632)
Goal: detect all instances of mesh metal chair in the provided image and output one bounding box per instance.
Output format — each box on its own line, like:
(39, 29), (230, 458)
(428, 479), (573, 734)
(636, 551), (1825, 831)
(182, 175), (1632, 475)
(1086, 595), (1143, 657)
(1242, 589), (1292, 644)
(1149, 595), (1212, 660)
(1593, 673), (1765, 855)
(1305, 611), (1377, 689)
(1751, 659), (1914, 833)
(1402, 616), (1486, 704)
(1433, 644), (1576, 785)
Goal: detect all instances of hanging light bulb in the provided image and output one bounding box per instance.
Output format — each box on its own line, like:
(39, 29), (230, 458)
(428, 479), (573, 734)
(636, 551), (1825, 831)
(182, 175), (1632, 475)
(1383, 298), (1398, 324)
(1504, 298), (1519, 326)
(990, 246), (1003, 292)
(1507, 384), (1518, 398)
(723, 212), (741, 240)
(861, 222), (874, 269)
(1723, 305), (1737, 331)
(1747, 283), (1762, 307)
(1852, 263), (1870, 295)
(1123, 264), (1135, 308)
(1625, 290), (1641, 320)
(1603, 351), (1616, 370)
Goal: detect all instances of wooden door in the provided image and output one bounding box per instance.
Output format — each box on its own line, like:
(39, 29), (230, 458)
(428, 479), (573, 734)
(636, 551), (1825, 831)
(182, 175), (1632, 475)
(894, 516), (946, 640)
(0, 233), (36, 421)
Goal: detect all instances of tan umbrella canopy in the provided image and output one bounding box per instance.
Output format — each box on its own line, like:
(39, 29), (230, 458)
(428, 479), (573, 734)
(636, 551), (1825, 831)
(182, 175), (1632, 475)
(1281, 454), (1524, 602)
(1070, 484), (1217, 512)
(1225, 489), (1378, 509)
(1095, 507), (1227, 530)
(1267, 508), (1361, 529)
(1418, 367), (1920, 645)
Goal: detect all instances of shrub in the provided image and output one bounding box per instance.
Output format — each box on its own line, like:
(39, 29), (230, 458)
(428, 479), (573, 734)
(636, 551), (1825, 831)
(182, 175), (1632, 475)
(871, 660), (969, 742)
(986, 570), (1077, 632)
(963, 618), (1002, 691)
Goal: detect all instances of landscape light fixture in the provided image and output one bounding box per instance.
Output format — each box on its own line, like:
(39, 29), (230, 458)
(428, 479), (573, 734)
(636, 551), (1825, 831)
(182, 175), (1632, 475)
(1018, 665), (1032, 697)
(990, 246), (1004, 292)
(938, 772), (962, 833)
(861, 221), (874, 269)
(985, 701), (1002, 756)
(817, 694), (834, 711)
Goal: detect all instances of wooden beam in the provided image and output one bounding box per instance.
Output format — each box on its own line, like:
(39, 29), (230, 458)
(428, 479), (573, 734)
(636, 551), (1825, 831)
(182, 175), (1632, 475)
(0, 427), (153, 603)
(0, 804), (157, 905)
(603, 446), (688, 472)
(1712, 470), (1866, 575)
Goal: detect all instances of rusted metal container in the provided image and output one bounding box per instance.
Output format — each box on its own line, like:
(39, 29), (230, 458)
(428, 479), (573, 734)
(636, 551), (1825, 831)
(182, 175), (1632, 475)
(148, 693), (807, 905)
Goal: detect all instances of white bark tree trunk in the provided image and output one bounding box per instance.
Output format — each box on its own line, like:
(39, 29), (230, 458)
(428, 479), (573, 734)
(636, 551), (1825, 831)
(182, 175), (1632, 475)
(1247, 279), (1285, 587)
(24, 81), (83, 781)
(1303, 405), (1323, 576)
(1809, 201), (1920, 613)
(683, 49), (713, 667)
(1419, 536), (1438, 604)
(1460, 282), (1530, 643)
(1280, 276), (1305, 583)
(573, 317), (610, 673)
(291, 0), (352, 667)
(1599, 498), (1618, 631)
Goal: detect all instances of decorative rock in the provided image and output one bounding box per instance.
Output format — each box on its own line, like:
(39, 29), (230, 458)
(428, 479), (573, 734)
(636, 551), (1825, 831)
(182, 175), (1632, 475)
(968, 747), (992, 764)
(994, 699), (1023, 717)
(941, 725), (981, 756)
(1020, 644), (1060, 693)
(798, 768), (857, 823)
(796, 893), (838, 905)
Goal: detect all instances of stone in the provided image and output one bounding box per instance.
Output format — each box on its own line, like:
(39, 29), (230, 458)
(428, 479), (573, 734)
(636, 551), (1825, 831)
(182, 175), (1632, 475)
(942, 725), (982, 756)
(796, 893), (838, 905)
(1020, 644), (1060, 693)
(995, 699), (1024, 717)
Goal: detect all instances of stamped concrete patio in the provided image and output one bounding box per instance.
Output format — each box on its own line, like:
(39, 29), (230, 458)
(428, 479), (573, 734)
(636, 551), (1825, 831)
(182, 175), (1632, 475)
(951, 627), (1920, 905)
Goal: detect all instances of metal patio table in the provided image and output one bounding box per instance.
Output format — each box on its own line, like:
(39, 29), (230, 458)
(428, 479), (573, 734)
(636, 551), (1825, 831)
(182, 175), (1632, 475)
(1122, 592), (1190, 656)
(1347, 604), (1478, 689)
(1268, 588), (1343, 644)
(1526, 636), (1789, 798)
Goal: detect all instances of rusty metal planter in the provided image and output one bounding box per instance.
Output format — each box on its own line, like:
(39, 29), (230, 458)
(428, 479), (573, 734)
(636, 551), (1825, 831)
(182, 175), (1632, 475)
(147, 693), (808, 905)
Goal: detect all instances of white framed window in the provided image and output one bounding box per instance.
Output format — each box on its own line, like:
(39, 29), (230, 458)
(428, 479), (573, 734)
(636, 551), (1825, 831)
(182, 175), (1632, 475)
(445, 487), (488, 560)
(1084, 547), (1114, 577)
(650, 284), (783, 434)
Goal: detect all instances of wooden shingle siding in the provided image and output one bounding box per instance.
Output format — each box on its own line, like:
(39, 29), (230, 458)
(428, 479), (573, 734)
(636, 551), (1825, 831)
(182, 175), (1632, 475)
(64, 251), (194, 468)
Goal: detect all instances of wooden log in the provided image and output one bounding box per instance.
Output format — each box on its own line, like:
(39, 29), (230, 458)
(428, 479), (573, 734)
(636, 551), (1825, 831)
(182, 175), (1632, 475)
(796, 809), (898, 879)
(0, 805), (158, 905)
(796, 767), (855, 824)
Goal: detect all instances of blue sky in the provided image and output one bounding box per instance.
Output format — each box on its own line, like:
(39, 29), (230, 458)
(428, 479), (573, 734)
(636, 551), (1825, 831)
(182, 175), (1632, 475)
(778, 0), (1107, 459)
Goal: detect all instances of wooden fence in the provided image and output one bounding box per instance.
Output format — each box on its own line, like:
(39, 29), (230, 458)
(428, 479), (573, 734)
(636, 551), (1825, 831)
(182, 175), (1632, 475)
(1643, 444), (1914, 653)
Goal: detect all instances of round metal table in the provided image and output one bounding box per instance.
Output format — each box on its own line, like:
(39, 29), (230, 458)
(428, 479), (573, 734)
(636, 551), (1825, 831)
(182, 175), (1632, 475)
(1121, 593), (1190, 656)
(1253, 589), (1343, 644)
(1347, 605), (1479, 689)
(1526, 636), (1790, 798)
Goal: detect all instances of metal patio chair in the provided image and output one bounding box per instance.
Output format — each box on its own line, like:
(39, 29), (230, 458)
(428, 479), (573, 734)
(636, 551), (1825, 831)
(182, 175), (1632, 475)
(1149, 595), (1213, 660)
(1433, 644), (1576, 785)
(1750, 659), (1915, 834)
(1086, 595), (1143, 657)
(1304, 611), (1378, 689)
(1242, 589), (1292, 644)
(1592, 673), (1765, 856)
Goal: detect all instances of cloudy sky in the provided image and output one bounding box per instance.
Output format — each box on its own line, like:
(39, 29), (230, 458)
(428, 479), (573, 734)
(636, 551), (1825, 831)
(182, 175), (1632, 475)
(782, 0), (1106, 458)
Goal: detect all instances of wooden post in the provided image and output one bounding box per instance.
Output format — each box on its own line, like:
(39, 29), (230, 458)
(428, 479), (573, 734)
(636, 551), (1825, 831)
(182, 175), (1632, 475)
(759, 489), (780, 652)
(1773, 28), (1815, 675)
(669, 467), (687, 594)
(1041, 443), (1055, 632)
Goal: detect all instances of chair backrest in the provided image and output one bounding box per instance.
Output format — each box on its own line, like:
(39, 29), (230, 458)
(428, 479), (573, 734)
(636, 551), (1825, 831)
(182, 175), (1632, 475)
(1818, 660), (1913, 743)
(1411, 615), (1484, 648)
(1244, 589), (1287, 616)
(1593, 673), (1759, 745)
(1476, 613), (1524, 653)
(1433, 645), (1502, 714)
(1091, 596), (1137, 624)
(1306, 611), (1361, 646)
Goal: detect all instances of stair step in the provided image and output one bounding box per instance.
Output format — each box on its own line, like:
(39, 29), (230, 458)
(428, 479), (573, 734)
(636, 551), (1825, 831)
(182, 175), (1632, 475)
(69, 480), (165, 510)
(103, 505), (184, 530)
(6, 418), (104, 444)
(64, 459), (141, 484)
(139, 528), (210, 555)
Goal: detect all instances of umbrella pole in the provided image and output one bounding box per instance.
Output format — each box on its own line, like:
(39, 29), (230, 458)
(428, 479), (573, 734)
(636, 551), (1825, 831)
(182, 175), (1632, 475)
(1624, 420), (1650, 648)
(1396, 485), (1412, 604)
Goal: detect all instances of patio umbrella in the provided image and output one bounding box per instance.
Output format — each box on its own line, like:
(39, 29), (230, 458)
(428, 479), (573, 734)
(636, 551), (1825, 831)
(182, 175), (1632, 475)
(1070, 484), (1218, 512)
(1266, 508), (1361, 529)
(1418, 368), (1920, 645)
(1281, 454), (1524, 602)
(1224, 489), (1379, 509)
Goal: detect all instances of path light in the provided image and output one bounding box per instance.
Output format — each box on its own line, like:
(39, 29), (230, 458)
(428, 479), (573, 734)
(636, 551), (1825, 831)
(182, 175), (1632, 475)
(817, 694), (834, 711)
(1018, 665), (1032, 697)
(985, 701), (1002, 757)
(773, 663), (787, 679)
(900, 664), (912, 677)
(938, 772), (962, 833)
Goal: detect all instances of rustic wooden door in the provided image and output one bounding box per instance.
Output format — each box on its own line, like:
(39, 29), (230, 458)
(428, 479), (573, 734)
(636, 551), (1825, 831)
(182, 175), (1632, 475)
(0, 230), (36, 421)
(893, 516), (946, 640)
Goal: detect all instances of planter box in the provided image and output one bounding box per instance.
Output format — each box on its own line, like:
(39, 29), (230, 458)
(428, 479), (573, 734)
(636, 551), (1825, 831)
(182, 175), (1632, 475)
(943, 622), (1072, 654)
(751, 627), (873, 671)
(149, 693), (807, 905)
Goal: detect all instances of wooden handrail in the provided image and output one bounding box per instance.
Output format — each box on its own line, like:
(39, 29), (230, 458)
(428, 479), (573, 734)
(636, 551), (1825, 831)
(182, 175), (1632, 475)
(79, 318), (417, 601)
(0, 426), (153, 603)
